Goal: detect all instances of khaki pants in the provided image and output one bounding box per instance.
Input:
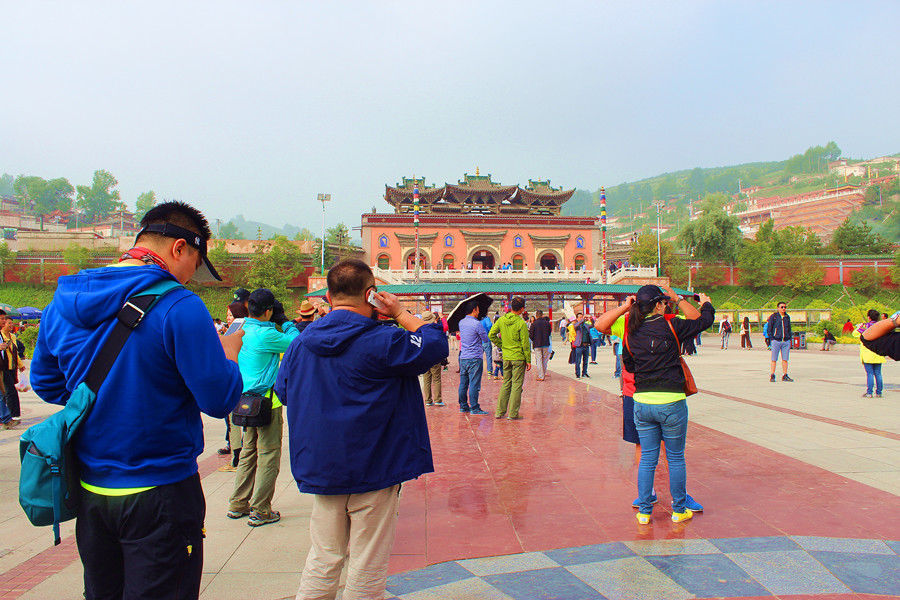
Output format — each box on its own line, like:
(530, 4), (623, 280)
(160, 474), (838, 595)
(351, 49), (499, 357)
(228, 406), (283, 516)
(534, 347), (550, 379)
(421, 363), (442, 404)
(495, 359), (526, 418)
(296, 485), (401, 600)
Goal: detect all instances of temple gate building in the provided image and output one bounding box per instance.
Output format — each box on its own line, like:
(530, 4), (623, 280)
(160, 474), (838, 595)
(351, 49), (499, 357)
(361, 172), (600, 272)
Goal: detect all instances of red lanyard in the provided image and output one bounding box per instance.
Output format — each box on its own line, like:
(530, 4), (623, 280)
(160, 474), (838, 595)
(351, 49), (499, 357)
(119, 247), (169, 271)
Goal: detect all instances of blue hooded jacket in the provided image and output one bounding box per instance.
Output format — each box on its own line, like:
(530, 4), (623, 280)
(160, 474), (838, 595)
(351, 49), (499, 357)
(30, 264), (243, 489)
(274, 310), (448, 495)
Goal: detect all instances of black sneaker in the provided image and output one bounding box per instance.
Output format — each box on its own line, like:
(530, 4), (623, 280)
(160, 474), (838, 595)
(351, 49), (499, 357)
(782, 374), (793, 382)
(770, 374), (776, 382)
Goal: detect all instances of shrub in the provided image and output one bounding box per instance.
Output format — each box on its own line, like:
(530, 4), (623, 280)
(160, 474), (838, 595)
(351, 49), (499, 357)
(693, 265), (724, 290)
(850, 267), (885, 296)
(780, 256), (824, 293)
(17, 326), (38, 357)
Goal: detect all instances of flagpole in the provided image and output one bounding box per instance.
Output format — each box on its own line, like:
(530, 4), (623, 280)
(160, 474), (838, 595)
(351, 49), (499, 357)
(413, 180), (420, 284)
(600, 187), (607, 283)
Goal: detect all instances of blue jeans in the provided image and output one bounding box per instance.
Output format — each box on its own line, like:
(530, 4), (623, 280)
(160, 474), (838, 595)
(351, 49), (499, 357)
(590, 339), (598, 361)
(458, 358), (484, 411)
(574, 346), (589, 377)
(864, 363), (883, 395)
(0, 387), (10, 423)
(613, 343), (621, 377)
(482, 341), (492, 370)
(634, 399), (688, 514)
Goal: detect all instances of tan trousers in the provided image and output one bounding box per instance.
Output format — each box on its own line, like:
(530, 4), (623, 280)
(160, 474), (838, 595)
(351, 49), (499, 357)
(296, 485), (401, 600)
(228, 406), (283, 516)
(421, 364), (442, 404)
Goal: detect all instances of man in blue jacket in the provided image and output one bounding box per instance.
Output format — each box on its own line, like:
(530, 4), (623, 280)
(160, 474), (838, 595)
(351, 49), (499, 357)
(766, 301), (794, 382)
(275, 259), (448, 600)
(30, 201), (244, 600)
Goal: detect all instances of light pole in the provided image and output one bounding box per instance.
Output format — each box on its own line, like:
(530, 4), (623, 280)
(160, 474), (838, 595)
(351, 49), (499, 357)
(654, 200), (663, 277)
(317, 193), (331, 274)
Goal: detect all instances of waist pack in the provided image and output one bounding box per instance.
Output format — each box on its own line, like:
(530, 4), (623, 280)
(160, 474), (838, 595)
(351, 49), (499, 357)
(231, 390), (273, 428)
(18, 280), (182, 545)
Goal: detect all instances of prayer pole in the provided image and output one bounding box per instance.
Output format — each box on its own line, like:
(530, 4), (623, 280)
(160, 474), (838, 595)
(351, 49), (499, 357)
(413, 181), (420, 283)
(600, 187), (607, 283)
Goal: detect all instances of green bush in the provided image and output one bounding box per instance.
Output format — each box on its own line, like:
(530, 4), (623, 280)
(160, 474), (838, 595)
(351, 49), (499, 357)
(850, 267), (884, 296)
(17, 326), (38, 357)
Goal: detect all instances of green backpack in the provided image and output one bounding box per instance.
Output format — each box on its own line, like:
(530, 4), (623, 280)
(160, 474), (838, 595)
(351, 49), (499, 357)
(18, 280), (182, 545)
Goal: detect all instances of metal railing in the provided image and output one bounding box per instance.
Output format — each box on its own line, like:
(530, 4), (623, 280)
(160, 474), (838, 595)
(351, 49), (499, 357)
(372, 265), (657, 284)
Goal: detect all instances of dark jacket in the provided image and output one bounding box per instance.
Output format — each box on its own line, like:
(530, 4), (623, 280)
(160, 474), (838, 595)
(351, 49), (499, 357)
(766, 312), (792, 341)
(529, 317), (552, 348)
(274, 310), (449, 495)
(622, 303), (715, 394)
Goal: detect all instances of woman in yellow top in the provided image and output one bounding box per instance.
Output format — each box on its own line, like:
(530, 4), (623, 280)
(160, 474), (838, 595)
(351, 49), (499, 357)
(853, 309), (887, 398)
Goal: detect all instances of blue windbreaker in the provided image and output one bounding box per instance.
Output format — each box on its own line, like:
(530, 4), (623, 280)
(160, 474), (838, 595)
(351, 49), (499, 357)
(30, 265), (243, 488)
(274, 310), (448, 495)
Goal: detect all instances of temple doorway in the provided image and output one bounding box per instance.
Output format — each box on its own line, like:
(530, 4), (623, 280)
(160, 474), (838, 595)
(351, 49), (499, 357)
(471, 249), (496, 270)
(406, 251), (428, 270)
(540, 252), (559, 269)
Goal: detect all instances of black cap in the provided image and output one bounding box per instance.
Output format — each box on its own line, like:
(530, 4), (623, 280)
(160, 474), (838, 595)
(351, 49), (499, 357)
(636, 285), (668, 306)
(233, 288), (250, 303)
(135, 222), (221, 282)
(248, 288), (276, 315)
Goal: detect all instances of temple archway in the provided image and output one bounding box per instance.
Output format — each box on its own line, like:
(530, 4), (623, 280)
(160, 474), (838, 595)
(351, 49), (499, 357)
(467, 247), (497, 270)
(538, 251), (561, 270)
(403, 249), (430, 270)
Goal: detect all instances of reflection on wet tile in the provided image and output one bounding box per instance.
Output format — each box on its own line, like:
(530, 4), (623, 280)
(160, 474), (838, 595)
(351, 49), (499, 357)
(727, 550), (850, 595)
(643, 553), (768, 598)
(567, 556), (693, 600)
(809, 550), (900, 595)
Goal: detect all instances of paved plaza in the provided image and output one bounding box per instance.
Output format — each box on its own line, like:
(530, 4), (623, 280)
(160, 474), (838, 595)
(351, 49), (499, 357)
(0, 340), (898, 599)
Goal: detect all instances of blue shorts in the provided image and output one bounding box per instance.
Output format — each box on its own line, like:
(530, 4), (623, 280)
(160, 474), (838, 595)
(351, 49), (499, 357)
(770, 339), (791, 362)
(622, 395), (640, 444)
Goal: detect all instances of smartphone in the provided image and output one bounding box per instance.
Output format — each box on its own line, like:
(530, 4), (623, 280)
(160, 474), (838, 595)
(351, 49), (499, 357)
(224, 318), (244, 335)
(692, 294), (701, 302)
(367, 290), (386, 310)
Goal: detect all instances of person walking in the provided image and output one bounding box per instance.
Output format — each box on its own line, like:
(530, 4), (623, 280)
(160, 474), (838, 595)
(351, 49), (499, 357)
(719, 315), (732, 349)
(421, 312), (445, 406)
(594, 285), (714, 525)
(227, 288), (299, 527)
(528, 309), (552, 381)
(275, 259), (447, 600)
(568, 312), (591, 378)
(30, 201), (244, 600)
(0, 314), (24, 421)
(740, 316), (752, 349)
(589, 318), (600, 364)
(490, 297), (532, 420)
(457, 299), (490, 415)
(854, 309), (886, 398)
(766, 302), (794, 382)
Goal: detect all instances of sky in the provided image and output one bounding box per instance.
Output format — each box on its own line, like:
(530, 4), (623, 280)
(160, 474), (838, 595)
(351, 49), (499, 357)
(2, 1), (898, 237)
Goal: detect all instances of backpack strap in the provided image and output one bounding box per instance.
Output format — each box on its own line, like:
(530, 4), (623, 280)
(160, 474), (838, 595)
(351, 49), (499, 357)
(84, 280), (183, 393)
(666, 318), (681, 347)
(623, 315), (632, 356)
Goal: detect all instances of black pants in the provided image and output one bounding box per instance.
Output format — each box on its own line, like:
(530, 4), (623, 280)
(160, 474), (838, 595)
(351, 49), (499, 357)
(76, 473), (206, 600)
(1, 369), (19, 417)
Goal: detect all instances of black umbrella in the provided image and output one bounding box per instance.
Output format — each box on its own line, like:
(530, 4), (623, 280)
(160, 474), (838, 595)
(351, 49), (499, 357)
(447, 293), (494, 334)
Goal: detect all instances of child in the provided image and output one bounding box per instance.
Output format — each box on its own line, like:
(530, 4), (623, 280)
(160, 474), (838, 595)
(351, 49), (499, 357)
(492, 343), (503, 379)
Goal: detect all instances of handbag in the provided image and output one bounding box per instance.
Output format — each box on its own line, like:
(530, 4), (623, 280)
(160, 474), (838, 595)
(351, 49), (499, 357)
(665, 320), (698, 396)
(567, 347), (576, 364)
(231, 390), (273, 428)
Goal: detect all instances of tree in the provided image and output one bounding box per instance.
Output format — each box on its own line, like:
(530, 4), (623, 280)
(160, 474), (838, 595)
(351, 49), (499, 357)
(76, 169), (121, 222)
(247, 236), (310, 301)
(629, 231), (683, 278)
(693, 264), (724, 289)
(293, 228), (317, 241)
(737, 241), (775, 289)
(829, 218), (891, 255)
(14, 175), (75, 228)
(892, 249), (900, 285)
(313, 222), (354, 270)
(850, 267), (884, 296)
(206, 240), (235, 283)
(218, 221), (243, 239)
(775, 226), (823, 256)
(0, 242), (15, 282)
(63, 242), (93, 273)
(677, 206), (742, 263)
(134, 191), (156, 221)
(0, 173), (14, 196)
(780, 255), (824, 293)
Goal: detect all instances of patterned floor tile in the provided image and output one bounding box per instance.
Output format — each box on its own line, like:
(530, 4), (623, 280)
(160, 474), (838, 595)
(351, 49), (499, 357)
(457, 552), (559, 576)
(483, 567), (609, 600)
(397, 577), (516, 600)
(624, 538), (721, 556)
(727, 550), (851, 595)
(709, 536), (801, 553)
(567, 556), (694, 600)
(644, 553), (770, 598)
(809, 550), (900, 596)
(544, 542), (636, 566)
(386, 562), (473, 596)
(791, 536), (894, 554)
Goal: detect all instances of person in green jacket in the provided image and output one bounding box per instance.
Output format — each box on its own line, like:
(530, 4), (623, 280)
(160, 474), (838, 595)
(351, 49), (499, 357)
(489, 297), (532, 419)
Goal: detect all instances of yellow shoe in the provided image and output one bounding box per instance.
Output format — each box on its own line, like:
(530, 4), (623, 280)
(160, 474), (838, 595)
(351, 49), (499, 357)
(671, 508), (693, 523)
(636, 513), (651, 525)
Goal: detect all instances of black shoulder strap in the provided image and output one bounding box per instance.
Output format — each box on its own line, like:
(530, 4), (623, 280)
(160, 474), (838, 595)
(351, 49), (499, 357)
(84, 281), (183, 393)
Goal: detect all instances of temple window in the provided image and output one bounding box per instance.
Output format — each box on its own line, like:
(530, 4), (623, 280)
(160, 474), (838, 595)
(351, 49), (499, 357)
(442, 253), (454, 269)
(513, 235), (523, 248)
(444, 234), (453, 247)
(575, 236), (585, 249)
(379, 235), (389, 248)
(512, 254), (524, 271)
(574, 254), (586, 270)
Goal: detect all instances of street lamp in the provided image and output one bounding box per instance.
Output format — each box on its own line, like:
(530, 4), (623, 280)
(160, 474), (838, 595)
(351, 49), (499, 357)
(317, 193), (331, 274)
(654, 200), (664, 277)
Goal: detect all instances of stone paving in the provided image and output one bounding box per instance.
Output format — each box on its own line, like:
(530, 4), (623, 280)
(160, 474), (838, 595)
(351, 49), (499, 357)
(0, 339), (896, 599)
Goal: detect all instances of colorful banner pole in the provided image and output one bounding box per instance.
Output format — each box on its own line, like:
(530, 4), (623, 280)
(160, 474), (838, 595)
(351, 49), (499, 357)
(600, 187), (607, 283)
(413, 182), (420, 283)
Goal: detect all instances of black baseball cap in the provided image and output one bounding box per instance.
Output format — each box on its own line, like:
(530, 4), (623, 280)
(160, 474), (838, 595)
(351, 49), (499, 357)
(248, 288), (276, 315)
(136, 223), (221, 282)
(636, 285), (668, 306)
(233, 288), (251, 303)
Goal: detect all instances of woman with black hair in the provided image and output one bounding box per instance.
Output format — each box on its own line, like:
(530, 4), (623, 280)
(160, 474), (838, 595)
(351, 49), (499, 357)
(740, 316), (752, 349)
(594, 285), (715, 525)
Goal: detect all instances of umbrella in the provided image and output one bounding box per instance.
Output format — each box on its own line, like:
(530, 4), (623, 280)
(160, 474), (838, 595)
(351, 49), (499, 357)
(16, 307), (42, 320)
(446, 293), (494, 334)
(0, 303), (21, 318)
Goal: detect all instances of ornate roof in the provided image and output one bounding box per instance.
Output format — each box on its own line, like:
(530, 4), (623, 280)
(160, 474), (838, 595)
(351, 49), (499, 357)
(383, 173), (575, 216)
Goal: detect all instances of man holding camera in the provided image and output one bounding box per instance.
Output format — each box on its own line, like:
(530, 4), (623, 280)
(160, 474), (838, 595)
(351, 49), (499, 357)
(227, 288), (299, 527)
(30, 201), (244, 600)
(275, 259), (448, 600)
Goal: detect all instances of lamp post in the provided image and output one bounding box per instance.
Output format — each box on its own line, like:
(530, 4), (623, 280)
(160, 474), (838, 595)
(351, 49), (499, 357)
(317, 193), (331, 274)
(654, 200), (663, 277)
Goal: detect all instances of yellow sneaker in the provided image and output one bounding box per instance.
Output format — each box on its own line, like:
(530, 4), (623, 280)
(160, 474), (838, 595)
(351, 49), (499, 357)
(636, 513), (651, 525)
(671, 508), (693, 523)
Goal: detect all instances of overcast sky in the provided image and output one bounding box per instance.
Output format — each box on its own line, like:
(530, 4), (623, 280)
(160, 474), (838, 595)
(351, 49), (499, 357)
(2, 1), (898, 235)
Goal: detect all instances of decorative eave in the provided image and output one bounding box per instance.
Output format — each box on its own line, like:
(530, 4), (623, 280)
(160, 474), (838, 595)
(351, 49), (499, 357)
(394, 232), (439, 245)
(528, 233), (571, 245)
(461, 229), (507, 246)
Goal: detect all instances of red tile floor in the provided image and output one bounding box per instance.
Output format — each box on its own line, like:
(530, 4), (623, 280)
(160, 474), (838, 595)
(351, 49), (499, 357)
(387, 362), (900, 575)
